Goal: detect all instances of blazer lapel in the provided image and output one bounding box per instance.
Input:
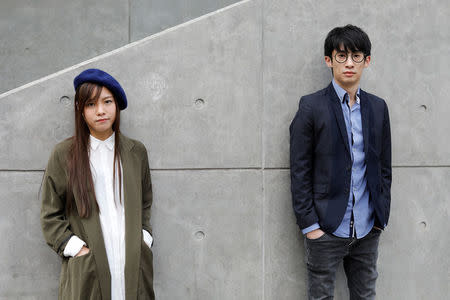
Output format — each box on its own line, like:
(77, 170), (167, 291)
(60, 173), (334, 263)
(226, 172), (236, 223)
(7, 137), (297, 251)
(328, 84), (351, 156)
(359, 90), (370, 154)
(120, 134), (141, 299)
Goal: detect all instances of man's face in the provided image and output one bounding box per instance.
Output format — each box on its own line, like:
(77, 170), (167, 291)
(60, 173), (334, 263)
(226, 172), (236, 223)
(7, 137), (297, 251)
(325, 48), (371, 88)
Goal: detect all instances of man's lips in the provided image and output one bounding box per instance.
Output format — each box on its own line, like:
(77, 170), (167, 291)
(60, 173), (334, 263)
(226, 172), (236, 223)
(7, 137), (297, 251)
(344, 72), (355, 76)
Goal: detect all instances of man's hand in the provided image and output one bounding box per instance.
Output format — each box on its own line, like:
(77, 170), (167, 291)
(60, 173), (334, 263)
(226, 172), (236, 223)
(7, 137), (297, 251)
(75, 246), (90, 257)
(306, 228), (325, 239)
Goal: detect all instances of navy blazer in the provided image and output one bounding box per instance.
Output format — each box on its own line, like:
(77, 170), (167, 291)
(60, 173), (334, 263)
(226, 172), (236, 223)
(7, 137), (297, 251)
(289, 83), (392, 233)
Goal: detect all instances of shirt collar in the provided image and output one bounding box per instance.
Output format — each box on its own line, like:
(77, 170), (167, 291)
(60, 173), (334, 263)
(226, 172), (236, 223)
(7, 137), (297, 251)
(90, 132), (115, 151)
(332, 79), (360, 104)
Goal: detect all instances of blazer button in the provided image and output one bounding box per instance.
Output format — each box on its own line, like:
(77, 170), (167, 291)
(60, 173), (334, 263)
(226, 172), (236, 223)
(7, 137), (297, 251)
(346, 166), (351, 171)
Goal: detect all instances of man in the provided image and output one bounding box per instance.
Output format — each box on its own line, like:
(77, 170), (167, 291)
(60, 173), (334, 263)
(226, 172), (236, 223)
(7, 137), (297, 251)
(289, 24), (392, 299)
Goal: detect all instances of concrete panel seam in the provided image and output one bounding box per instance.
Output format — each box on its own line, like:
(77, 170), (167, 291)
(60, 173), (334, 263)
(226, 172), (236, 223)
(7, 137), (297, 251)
(260, 1), (266, 299)
(261, 171), (266, 300)
(0, 168), (264, 172)
(3, 166), (450, 172)
(261, 166), (450, 170)
(260, 0), (266, 171)
(151, 167), (262, 171)
(0, 170), (45, 172)
(391, 165), (450, 168)
(128, 0), (131, 44)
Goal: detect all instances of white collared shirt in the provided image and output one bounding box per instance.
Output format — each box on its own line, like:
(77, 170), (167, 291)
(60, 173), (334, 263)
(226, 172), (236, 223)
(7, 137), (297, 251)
(63, 132), (153, 300)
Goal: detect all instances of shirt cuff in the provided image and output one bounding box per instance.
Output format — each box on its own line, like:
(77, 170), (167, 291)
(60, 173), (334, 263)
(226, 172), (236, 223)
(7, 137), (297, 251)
(142, 229), (153, 248)
(63, 235), (86, 257)
(302, 223), (321, 235)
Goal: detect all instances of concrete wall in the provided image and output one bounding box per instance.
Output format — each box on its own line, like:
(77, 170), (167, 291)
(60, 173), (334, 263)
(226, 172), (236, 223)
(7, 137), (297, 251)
(1, 0), (449, 299)
(0, 0), (239, 94)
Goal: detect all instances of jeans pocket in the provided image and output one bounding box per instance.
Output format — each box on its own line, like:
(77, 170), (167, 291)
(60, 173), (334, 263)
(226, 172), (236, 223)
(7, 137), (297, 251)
(371, 227), (383, 234)
(306, 232), (328, 242)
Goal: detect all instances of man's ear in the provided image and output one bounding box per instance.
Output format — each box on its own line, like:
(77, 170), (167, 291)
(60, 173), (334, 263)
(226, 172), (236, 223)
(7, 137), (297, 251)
(364, 55), (371, 68)
(324, 56), (333, 68)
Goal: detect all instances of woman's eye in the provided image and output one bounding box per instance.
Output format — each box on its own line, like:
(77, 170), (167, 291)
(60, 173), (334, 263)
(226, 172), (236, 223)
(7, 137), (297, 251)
(105, 100), (112, 104)
(86, 102), (94, 107)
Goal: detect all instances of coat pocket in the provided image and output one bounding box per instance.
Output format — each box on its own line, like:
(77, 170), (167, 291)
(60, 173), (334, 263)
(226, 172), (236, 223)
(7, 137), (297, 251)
(138, 239), (155, 300)
(60, 251), (101, 300)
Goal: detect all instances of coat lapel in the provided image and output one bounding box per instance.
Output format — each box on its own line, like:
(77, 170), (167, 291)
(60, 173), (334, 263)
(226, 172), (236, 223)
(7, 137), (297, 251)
(78, 134), (141, 299)
(78, 194), (111, 299)
(328, 84), (351, 156)
(120, 134), (141, 299)
(359, 90), (370, 154)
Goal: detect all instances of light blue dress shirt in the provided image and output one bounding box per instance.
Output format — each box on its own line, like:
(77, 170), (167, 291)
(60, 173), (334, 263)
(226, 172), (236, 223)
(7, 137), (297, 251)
(302, 80), (374, 238)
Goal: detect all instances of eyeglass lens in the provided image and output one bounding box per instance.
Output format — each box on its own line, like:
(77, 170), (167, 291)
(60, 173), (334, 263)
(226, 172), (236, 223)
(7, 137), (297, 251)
(335, 52), (365, 63)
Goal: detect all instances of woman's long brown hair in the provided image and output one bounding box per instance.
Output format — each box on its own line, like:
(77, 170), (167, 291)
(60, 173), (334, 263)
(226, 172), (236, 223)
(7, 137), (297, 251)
(66, 82), (122, 218)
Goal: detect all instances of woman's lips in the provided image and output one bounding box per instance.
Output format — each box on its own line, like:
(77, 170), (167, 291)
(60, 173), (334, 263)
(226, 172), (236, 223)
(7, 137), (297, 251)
(96, 118), (108, 122)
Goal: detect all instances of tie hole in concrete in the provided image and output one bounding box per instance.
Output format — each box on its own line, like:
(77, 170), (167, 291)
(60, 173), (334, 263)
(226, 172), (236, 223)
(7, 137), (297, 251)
(194, 98), (205, 109)
(195, 231), (205, 240)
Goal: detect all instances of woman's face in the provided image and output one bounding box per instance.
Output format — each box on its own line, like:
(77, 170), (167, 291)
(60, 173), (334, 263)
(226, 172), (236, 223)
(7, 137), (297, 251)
(83, 87), (117, 140)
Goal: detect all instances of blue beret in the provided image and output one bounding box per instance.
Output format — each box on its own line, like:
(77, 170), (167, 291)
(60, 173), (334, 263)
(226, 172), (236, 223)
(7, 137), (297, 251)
(73, 68), (127, 110)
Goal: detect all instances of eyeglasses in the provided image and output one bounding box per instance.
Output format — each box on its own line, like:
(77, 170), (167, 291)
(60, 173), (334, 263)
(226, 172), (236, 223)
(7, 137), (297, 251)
(334, 51), (366, 63)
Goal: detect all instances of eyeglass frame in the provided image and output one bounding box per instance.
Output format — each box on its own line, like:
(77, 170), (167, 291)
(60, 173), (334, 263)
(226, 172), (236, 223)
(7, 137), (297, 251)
(333, 51), (367, 64)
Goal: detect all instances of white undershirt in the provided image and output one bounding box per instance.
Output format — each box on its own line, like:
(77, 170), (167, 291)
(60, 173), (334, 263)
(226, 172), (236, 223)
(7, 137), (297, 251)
(63, 133), (153, 300)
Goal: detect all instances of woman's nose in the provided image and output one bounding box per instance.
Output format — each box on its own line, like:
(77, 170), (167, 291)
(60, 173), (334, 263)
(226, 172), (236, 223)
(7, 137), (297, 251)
(96, 104), (105, 115)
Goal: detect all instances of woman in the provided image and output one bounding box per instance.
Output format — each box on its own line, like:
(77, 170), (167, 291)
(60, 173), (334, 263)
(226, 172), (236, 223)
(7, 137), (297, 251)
(41, 68), (155, 300)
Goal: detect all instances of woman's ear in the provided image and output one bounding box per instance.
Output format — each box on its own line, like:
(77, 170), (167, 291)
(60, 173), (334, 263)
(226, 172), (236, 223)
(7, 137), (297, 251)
(76, 102), (82, 117)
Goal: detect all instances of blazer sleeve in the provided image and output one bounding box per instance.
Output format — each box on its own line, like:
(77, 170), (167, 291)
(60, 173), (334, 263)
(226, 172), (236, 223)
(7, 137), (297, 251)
(289, 97), (319, 229)
(141, 146), (153, 236)
(40, 145), (74, 257)
(380, 101), (392, 226)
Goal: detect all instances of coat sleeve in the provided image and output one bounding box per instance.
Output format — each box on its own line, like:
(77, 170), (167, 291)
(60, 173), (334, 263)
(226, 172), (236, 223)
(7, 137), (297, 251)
(289, 97), (319, 230)
(380, 101), (392, 226)
(141, 146), (153, 236)
(40, 145), (74, 257)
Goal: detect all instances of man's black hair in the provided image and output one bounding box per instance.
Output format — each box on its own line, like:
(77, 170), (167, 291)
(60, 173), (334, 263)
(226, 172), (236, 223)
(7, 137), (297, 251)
(324, 24), (371, 58)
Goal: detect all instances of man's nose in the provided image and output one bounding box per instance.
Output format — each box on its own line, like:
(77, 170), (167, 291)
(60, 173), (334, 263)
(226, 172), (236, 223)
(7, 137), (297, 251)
(345, 56), (355, 67)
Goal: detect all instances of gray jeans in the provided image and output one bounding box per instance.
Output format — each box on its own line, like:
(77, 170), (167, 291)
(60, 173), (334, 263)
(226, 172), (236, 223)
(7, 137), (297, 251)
(304, 228), (381, 300)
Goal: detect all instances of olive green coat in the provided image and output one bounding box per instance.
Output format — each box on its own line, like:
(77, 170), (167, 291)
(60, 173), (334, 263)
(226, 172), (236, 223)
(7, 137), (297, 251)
(41, 134), (155, 300)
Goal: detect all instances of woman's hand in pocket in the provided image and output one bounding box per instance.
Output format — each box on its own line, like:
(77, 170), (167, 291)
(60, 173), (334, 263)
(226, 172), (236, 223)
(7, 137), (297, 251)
(75, 246), (90, 257)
